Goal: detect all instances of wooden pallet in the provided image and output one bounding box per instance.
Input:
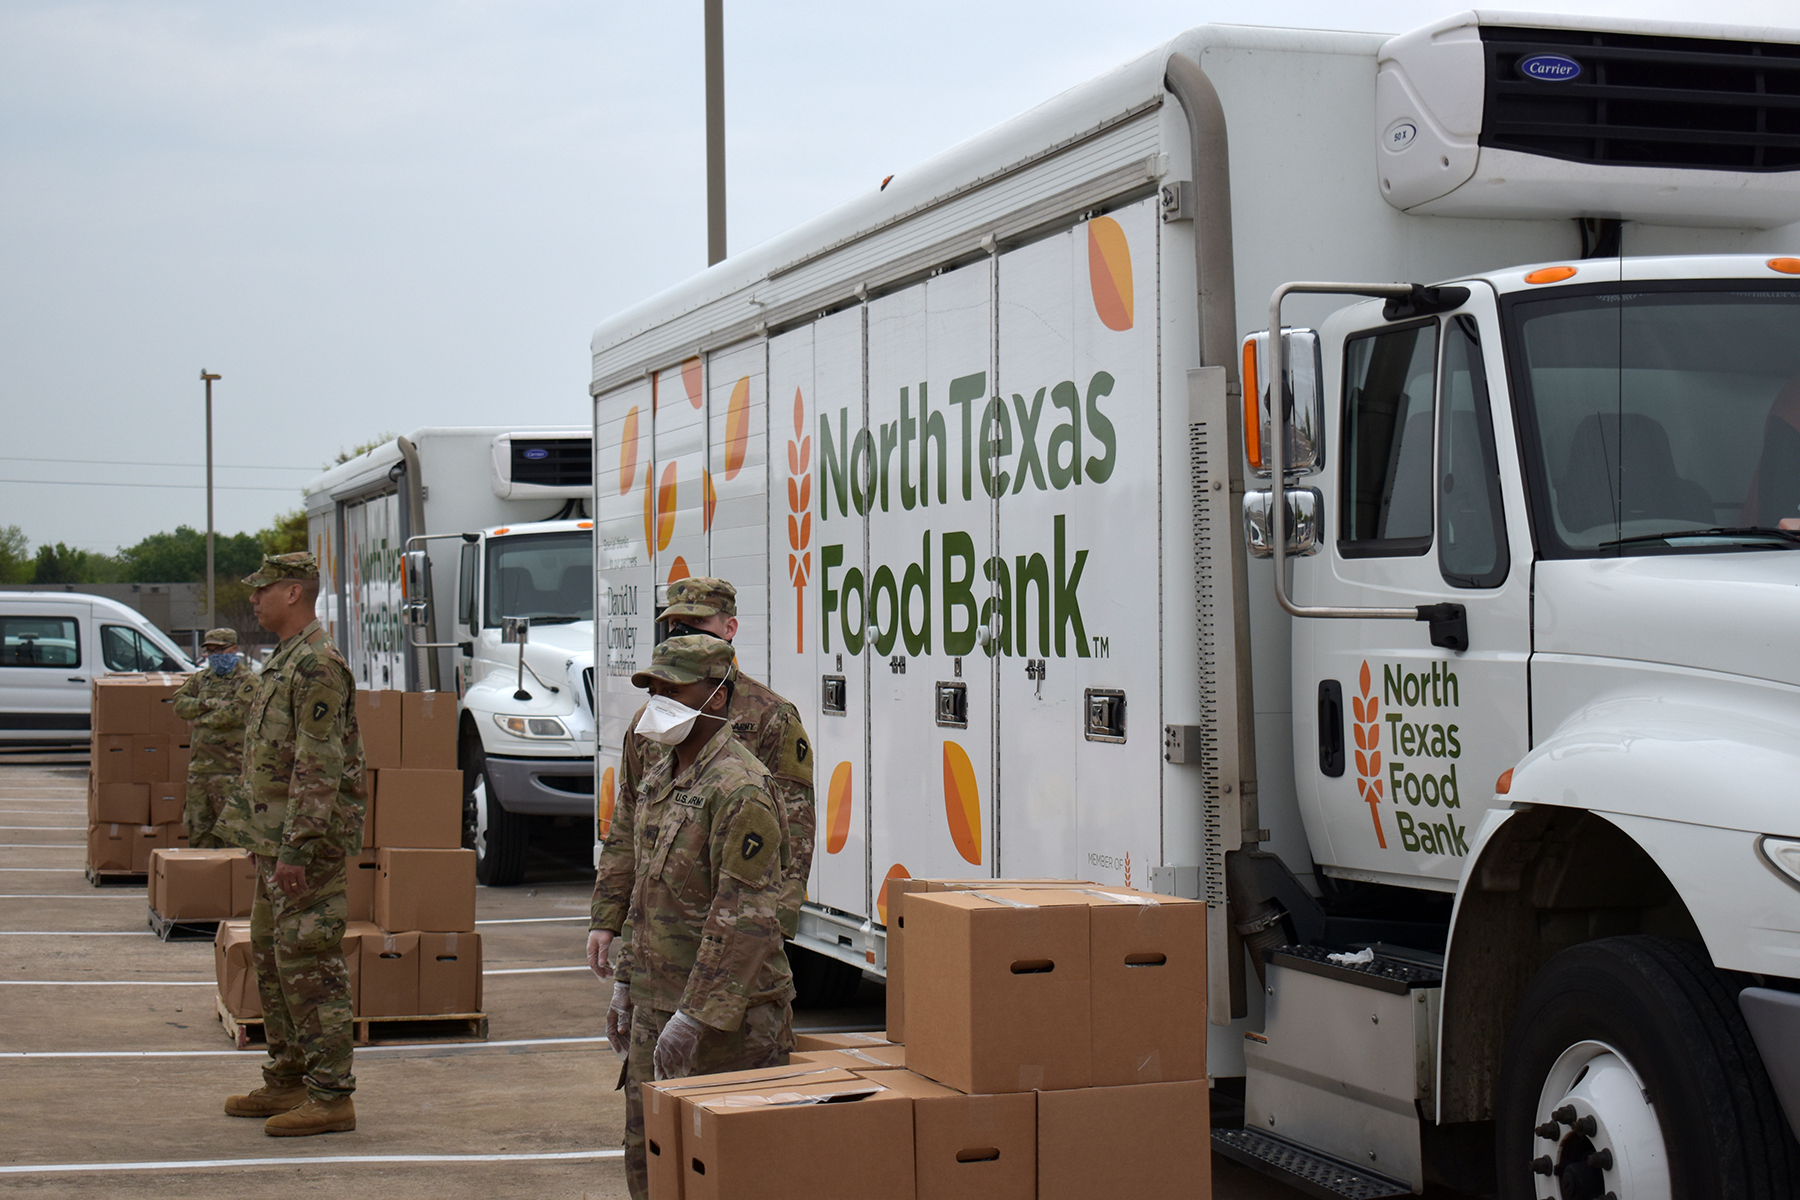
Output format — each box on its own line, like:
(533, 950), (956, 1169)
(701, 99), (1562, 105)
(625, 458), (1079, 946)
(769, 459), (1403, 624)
(216, 993), (488, 1050)
(148, 907), (220, 942)
(85, 866), (147, 887)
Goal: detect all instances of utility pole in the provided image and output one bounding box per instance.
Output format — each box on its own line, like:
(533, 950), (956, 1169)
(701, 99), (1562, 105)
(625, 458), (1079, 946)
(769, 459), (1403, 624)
(705, 0), (726, 266)
(200, 370), (220, 630)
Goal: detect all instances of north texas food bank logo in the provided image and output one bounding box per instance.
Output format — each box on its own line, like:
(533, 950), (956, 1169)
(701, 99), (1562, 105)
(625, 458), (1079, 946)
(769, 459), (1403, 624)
(1352, 660), (1471, 858)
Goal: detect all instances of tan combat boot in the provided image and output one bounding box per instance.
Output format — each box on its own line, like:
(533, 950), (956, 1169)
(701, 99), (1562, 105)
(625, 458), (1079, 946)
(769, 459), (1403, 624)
(264, 1095), (356, 1137)
(224, 1081), (308, 1118)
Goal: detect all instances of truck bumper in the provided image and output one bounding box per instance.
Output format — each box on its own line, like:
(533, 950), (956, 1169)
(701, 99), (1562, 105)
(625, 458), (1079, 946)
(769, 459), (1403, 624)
(483, 754), (595, 817)
(1740, 987), (1800, 1142)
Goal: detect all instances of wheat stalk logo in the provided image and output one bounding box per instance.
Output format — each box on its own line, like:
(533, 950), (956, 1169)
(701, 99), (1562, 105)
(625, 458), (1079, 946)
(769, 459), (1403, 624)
(1352, 660), (1387, 848)
(786, 387), (813, 651)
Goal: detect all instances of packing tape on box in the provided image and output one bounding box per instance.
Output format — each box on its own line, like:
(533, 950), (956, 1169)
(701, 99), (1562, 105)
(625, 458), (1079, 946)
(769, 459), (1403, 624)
(966, 891), (1037, 908)
(443, 932), (458, 954)
(837, 1048), (890, 1066)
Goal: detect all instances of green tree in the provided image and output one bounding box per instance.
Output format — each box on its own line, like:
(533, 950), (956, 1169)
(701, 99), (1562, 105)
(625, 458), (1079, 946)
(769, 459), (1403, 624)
(259, 509), (308, 556)
(331, 433), (398, 467)
(31, 543), (120, 584)
(0, 525), (31, 583)
(117, 526), (262, 584)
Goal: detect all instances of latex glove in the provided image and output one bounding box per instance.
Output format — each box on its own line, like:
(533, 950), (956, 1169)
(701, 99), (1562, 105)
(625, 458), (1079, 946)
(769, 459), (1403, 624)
(586, 929), (614, 980)
(652, 1011), (705, 1081)
(606, 983), (633, 1059)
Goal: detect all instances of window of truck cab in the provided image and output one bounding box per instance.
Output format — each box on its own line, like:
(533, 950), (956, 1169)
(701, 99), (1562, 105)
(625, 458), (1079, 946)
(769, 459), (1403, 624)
(482, 531), (593, 628)
(1502, 281), (1800, 558)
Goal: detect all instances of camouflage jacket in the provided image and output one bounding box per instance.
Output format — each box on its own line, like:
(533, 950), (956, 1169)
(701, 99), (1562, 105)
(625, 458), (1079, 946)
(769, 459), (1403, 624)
(592, 672), (816, 939)
(598, 720), (793, 1028)
(215, 621), (366, 866)
(170, 659), (258, 776)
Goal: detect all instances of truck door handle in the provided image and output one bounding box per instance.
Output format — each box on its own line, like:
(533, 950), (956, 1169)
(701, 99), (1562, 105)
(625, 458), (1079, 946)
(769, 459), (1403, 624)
(68, 677), (85, 683)
(1317, 679), (1345, 777)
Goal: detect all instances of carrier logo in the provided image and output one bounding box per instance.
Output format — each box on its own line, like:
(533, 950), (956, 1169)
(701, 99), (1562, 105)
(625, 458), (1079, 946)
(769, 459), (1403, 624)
(1518, 53), (1581, 81)
(522, 447), (549, 460)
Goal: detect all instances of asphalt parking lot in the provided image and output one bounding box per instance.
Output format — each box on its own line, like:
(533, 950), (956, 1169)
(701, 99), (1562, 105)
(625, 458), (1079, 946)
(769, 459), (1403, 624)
(0, 748), (1340, 1199)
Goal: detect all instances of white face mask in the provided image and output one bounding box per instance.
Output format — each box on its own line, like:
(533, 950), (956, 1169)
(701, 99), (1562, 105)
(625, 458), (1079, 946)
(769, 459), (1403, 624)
(635, 679), (727, 745)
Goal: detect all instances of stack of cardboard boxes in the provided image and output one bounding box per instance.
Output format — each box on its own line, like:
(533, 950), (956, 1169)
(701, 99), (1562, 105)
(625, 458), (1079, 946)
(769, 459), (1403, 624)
(86, 674), (192, 877)
(641, 879), (1210, 1200)
(214, 690), (484, 1029)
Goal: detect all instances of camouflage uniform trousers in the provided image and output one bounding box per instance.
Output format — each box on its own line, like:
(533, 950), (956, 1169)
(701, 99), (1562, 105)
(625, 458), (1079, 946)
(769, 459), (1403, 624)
(249, 852), (355, 1101)
(184, 774), (236, 849)
(622, 1001), (793, 1200)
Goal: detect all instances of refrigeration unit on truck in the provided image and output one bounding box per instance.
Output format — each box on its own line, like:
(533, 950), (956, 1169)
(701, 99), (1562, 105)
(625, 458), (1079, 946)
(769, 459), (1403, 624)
(589, 11), (1800, 1197)
(304, 427), (599, 885)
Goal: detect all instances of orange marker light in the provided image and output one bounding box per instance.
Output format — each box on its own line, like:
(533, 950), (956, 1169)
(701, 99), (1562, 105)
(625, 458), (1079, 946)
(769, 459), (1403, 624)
(1495, 768), (1514, 795)
(577, 521), (593, 529)
(1242, 339), (1264, 471)
(1524, 266), (1578, 285)
(1768, 257), (1800, 275)
(492, 527), (510, 536)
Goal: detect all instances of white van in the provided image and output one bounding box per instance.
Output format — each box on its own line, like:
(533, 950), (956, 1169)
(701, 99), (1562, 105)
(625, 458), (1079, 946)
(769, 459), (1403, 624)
(0, 593), (195, 743)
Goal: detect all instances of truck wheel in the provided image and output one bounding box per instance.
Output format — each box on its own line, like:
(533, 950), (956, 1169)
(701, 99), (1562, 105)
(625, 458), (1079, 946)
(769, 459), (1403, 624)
(465, 748), (529, 887)
(1496, 936), (1799, 1200)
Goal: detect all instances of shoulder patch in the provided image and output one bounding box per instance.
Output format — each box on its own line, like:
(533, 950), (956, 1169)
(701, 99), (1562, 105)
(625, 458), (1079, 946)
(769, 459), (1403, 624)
(298, 682), (345, 741)
(721, 798), (783, 889)
(772, 710), (814, 786)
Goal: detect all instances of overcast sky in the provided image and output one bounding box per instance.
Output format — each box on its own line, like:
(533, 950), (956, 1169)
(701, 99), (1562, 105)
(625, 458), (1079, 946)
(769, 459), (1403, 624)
(4, 0), (1797, 555)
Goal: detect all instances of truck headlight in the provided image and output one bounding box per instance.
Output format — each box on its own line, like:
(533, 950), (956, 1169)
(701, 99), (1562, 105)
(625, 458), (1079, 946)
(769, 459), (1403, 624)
(1757, 837), (1800, 892)
(493, 714), (571, 739)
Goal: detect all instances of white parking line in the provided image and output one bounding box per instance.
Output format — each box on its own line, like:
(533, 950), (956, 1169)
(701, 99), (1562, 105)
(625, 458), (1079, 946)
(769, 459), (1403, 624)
(0, 1149), (624, 1175)
(0, 825), (86, 830)
(0, 1036), (610, 1059)
(474, 916), (588, 925)
(0, 894), (144, 900)
(0, 868), (86, 872)
(0, 931), (153, 936)
(483, 966), (588, 975)
(3, 965), (591, 985)
(0, 844), (85, 849)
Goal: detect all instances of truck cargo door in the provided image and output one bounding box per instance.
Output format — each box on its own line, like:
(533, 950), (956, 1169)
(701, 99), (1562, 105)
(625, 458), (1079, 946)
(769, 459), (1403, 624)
(1292, 292), (1531, 889)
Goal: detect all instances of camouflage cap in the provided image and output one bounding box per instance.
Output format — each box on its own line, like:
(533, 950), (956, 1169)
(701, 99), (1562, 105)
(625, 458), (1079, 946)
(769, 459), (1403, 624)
(242, 551), (318, 588)
(661, 576), (737, 620)
(201, 627), (239, 648)
(630, 634), (737, 689)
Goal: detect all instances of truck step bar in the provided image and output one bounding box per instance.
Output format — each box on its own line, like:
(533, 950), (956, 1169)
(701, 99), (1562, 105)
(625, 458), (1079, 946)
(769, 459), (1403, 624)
(1212, 1128), (1412, 1199)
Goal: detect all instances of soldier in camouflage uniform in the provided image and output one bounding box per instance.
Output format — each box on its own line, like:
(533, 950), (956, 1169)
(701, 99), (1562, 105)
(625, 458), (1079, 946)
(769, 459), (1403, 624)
(214, 552), (367, 1137)
(590, 635), (794, 1200)
(170, 628), (257, 848)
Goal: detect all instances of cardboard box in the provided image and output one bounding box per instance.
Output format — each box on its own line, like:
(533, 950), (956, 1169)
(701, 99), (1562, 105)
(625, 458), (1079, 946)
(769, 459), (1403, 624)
(168, 741), (191, 783)
(129, 734), (170, 784)
(901, 1074), (1037, 1200)
(643, 1066), (862, 1200)
(682, 1074), (916, 1200)
(790, 1044), (907, 1072)
(92, 735), (134, 784)
(886, 878), (1091, 1042)
(1057, 888), (1207, 1086)
(92, 676), (151, 735)
(371, 768), (463, 849)
(359, 930), (421, 1017)
(149, 781), (184, 826)
(792, 1031), (897, 1052)
(230, 850), (258, 917)
(358, 689), (404, 770)
(87, 822), (134, 872)
(375, 847), (476, 933)
(215, 920), (259, 1019)
(89, 782), (149, 825)
(903, 889), (1092, 1094)
(148, 684), (188, 737)
(419, 931), (482, 1014)
(1037, 1080), (1211, 1200)
(401, 691), (458, 770)
(150, 848), (244, 919)
(345, 850), (379, 921)
(343, 920), (382, 1014)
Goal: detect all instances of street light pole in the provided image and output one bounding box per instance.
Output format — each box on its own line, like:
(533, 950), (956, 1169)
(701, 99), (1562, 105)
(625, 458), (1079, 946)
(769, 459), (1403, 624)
(704, 0), (726, 266)
(200, 370), (220, 630)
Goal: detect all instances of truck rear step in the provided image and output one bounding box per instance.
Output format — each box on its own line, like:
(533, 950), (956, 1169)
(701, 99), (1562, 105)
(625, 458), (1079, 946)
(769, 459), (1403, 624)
(1212, 1128), (1412, 1199)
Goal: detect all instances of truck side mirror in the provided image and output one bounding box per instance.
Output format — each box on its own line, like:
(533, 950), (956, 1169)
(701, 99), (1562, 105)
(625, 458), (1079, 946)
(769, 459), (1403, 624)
(1242, 328), (1325, 477)
(1244, 487), (1324, 558)
(501, 615), (531, 645)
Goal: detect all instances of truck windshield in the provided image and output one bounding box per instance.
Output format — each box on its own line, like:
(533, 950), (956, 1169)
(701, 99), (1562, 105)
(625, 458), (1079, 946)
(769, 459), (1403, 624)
(1506, 283), (1800, 556)
(484, 531), (593, 626)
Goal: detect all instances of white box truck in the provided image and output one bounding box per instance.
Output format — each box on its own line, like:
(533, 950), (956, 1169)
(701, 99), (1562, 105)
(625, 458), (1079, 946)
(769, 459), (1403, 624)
(588, 12), (1800, 1196)
(304, 427), (597, 884)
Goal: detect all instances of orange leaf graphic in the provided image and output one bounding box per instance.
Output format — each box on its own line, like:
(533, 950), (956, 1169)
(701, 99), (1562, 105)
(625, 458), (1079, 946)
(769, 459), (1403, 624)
(641, 469), (654, 548)
(798, 512), (810, 548)
(681, 356), (703, 408)
(619, 407), (639, 496)
(797, 436), (810, 473)
(1086, 216), (1134, 332)
(826, 761), (853, 854)
(797, 475), (810, 511)
(788, 553), (800, 584)
(1352, 696), (1368, 723)
(702, 469), (717, 532)
(787, 477), (801, 513)
(788, 442), (800, 475)
(1355, 749), (1370, 777)
(792, 386), (805, 438)
(1366, 698), (1378, 723)
(655, 462), (677, 551)
(942, 740), (982, 865)
(876, 863), (910, 927)
(667, 555), (690, 585)
(788, 514), (801, 549)
(597, 767), (616, 838)
(1359, 661), (1372, 697)
(723, 376), (749, 479)
(1353, 724), (1372, 751)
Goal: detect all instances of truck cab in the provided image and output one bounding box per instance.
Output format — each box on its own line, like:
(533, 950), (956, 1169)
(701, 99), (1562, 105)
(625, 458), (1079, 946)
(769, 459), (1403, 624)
(451, 519), (598, 885)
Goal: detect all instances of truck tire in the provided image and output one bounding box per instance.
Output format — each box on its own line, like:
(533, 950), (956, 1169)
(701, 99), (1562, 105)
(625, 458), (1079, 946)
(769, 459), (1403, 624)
(1496, 935), (1799, 1200)
(789, 943), (864, 1010)
(464, 746), (529, 887)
